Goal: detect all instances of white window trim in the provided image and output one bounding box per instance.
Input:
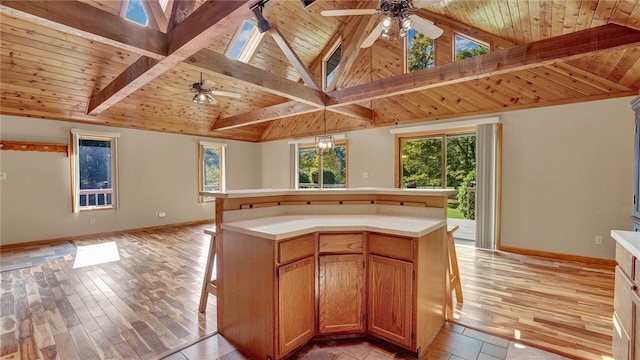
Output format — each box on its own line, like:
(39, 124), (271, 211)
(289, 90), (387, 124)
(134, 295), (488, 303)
(390, 117), (499, 135)
(287, 134), (346, 145)
(71, 129), (120, 213)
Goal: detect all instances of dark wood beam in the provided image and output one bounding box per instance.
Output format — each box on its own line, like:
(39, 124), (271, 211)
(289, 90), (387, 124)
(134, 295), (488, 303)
(212, 101), (320, 131)
(269, 26), (321, 90)
(188, 49), (325, 107)
(326, 24), (640, 106)
(0, 0), (167, 59)
(87, 1), (249, 114)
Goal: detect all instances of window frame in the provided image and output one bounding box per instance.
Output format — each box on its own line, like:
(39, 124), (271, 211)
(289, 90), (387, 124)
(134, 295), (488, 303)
(395, 128), (475, 189)
(198, 141), (226, 203)
(322, 39), (342, 91)
(226, 20), (264, 63)
(452, 32), (490, 61)
(295, 139), (348, 189)
(405, 28), (436, 73)
(70, 129), (120, 213)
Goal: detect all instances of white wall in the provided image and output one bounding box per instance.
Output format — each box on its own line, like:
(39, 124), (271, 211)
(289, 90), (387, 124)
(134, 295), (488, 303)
(0, 115), (259, 245)
(500, 98), (634, 259)
(2, 96), (635, 259)
(260, 97), (635, 260)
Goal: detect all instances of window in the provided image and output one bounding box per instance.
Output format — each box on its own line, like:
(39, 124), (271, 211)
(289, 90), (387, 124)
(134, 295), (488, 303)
(199, 142), (225, 202)
(297, 141), (347, 189)
(71, 130), (120, 213)
(454, 33), (489, 61)
(323, 42), (341, 90)
(227, 21), (263, 63)
(399, 132), (476, 219)
(406, 28), (435, 72)
(123, 0), (148, 26)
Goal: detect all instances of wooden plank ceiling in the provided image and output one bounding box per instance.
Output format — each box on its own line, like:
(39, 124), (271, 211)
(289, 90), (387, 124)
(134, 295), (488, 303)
(1, 0), (640, 143)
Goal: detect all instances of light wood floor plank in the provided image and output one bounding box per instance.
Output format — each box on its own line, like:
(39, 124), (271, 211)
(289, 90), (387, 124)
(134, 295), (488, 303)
(1, 224), (615, 360)
(452, 244), (614, 359)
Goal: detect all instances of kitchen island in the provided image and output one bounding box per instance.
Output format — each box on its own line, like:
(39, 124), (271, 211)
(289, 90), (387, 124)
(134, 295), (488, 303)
(200, 188), (456, 359)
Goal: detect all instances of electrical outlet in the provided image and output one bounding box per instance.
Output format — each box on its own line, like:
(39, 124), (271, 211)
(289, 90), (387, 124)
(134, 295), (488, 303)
(90, 218), (96, 224)
(157, 212), (167, 218)
(595, 235), (603, 245)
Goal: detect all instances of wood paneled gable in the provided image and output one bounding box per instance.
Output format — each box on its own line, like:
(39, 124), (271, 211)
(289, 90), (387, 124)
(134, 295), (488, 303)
(1, 0), (640, 142)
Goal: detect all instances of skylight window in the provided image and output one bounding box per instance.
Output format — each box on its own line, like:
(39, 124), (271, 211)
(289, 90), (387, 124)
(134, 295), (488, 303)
(227, 21), (263, 63)
(124, 0), (148, 26)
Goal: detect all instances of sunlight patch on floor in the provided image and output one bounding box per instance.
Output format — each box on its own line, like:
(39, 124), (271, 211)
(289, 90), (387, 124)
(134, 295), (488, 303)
(72, 241), (120, 269)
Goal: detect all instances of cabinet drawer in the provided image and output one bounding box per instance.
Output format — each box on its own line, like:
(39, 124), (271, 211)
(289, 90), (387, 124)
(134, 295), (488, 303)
(616, 242), (635, 279)
(279, 234), (315, 264)
(612, 311), (630, 360)
(614, 266), (635, 334)
(368, 233), (413, 261)
(319, 233), (363, 254)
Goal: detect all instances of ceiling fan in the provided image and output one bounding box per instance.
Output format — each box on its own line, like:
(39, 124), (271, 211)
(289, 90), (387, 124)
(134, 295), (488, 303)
(321, 0), (444, 48)
(190, 72), (241, 105)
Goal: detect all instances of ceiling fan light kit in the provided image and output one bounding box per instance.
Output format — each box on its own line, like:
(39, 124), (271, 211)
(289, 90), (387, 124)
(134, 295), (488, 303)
(321, 0), (443, 47)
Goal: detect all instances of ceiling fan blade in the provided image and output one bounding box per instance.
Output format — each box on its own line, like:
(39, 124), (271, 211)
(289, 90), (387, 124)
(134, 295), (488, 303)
(361, 22), (383, 48)
(412, 0), (441, 8)
(202, 79), (216, 89)
(208, 90), (242, 99)
(321, 9), (377, 16)
(408, 14), (444, 39)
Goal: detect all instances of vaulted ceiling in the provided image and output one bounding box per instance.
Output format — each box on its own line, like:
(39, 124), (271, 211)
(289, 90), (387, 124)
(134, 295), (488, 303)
(2, 0), (640, 143)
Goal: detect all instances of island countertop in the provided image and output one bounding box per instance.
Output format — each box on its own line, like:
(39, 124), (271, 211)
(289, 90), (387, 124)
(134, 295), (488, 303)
(200, 187), (457, 199)
(221, 214), (446, 240)
(612, 230), (640, 258)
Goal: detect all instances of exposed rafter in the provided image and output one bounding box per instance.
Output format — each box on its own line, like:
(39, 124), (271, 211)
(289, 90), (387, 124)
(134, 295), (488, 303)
(86, 0), (250, 114)
(0, 0), (167, 59)
(269, 26), (321, 90)
(186, 49), (325, 107)
(212, 101), (320, 131)
(326, 24), (640, 106)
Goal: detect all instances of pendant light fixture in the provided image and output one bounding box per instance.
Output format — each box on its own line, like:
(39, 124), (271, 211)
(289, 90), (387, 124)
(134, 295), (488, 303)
(315, 109), (334, 155)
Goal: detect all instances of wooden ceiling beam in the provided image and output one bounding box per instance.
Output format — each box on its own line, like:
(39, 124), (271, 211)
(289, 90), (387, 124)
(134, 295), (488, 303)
(0, 0), (167, 60)
(327, 104), (373, 122)
(212, 101), (320, 131)
(141, 0), (169, 33)
(326, 24), (640, 106)
(326, 14), (379, 91)
(87, 1), (249, 115)
(269, 26), (321, 90)
(188, 49), (325, 107)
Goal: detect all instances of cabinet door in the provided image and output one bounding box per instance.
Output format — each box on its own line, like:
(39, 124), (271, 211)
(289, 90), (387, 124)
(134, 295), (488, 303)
(318, 254), (365, 334)
(368, 254), (413, 348)
(278, 256), (315, 357)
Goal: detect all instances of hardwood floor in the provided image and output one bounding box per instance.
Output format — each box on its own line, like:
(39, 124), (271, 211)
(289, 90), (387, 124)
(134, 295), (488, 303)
(0, 224), (218, 360)
(451, 244), (615, 359)
(0, 224), (615, 360)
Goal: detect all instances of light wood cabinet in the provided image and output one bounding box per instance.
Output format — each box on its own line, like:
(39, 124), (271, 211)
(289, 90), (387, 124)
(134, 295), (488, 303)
(318, 233), (365, 334)
(319, 254), (365, 334)
(220, 227), (447, 359)
(368, 254), (413, 347)
(613, 243), (640, 360)
(278, 256), (315, 355)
